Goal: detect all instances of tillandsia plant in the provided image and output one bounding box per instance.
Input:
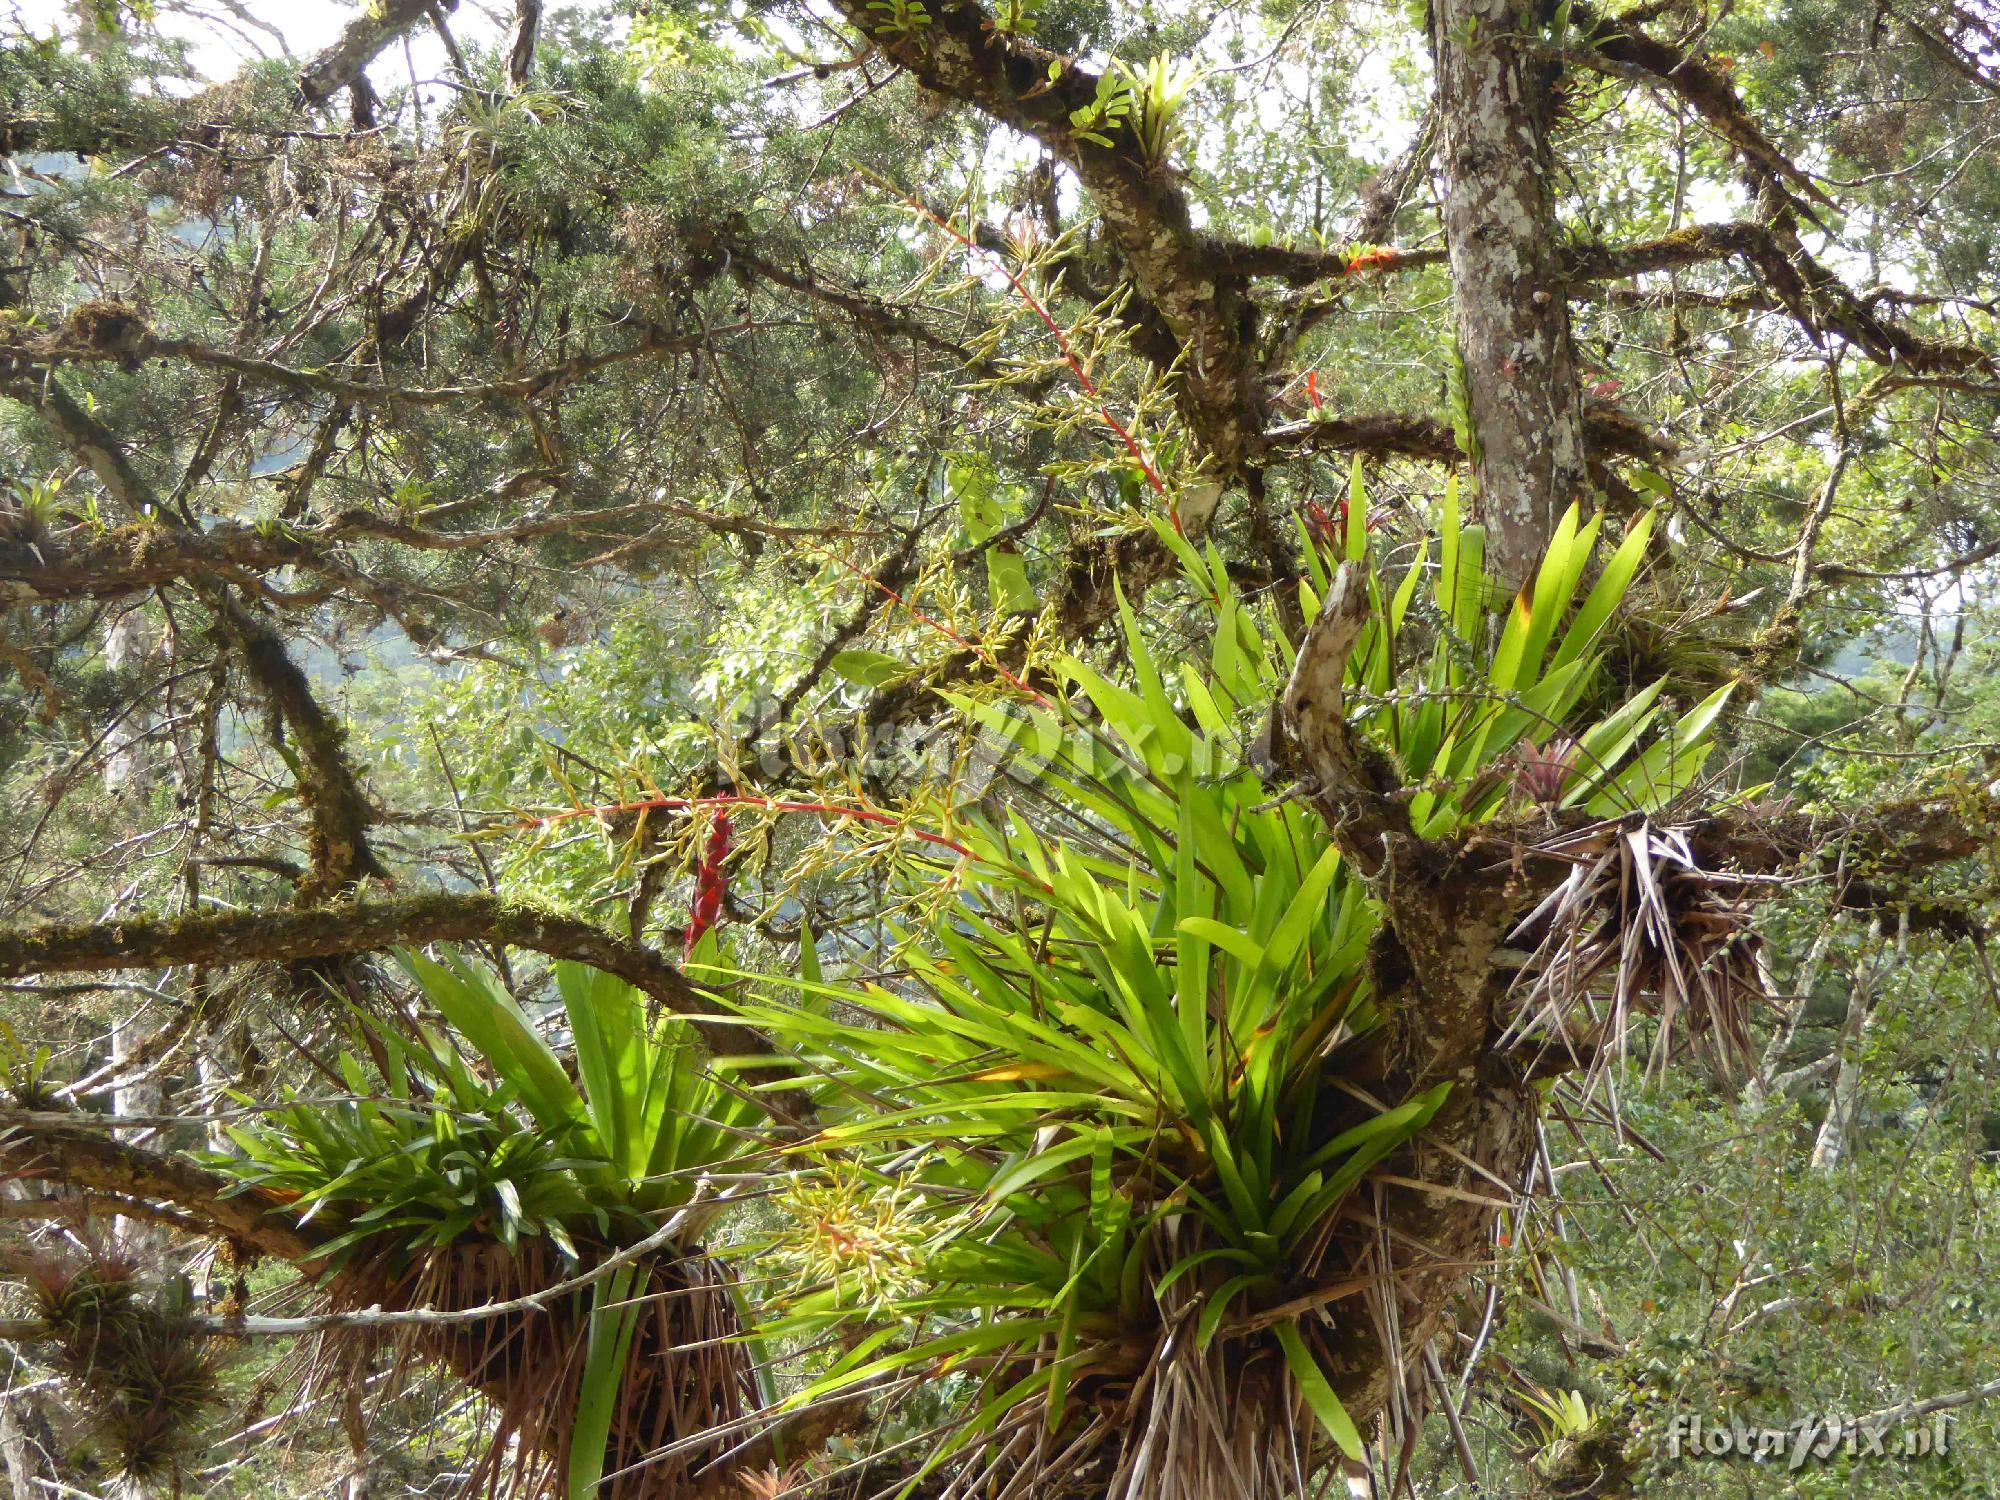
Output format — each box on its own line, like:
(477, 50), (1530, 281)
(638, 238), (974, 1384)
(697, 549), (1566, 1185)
(215, 952), (766, 1499)
(713, 473), (1736, 1499)
(16, 1244), (225, 1483)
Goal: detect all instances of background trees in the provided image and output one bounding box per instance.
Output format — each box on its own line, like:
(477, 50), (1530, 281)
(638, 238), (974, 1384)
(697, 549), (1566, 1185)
(0, 0), (1996, 1495)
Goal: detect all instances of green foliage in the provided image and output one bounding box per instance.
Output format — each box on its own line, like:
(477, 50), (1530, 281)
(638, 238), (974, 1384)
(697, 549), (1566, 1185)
(219, 1026), (594, 1264)
(1162, 467), (1726, 836)
(867, 0), (933, 37)
(216, 953), (762, 1264)
(953, 455), (1039, 615)
(6, 3), (1997, 1494)
(1114, 53), (1201, 168)
(217, 954), (767, 1499)
(708, 487), (1721, 1482)
(1068, 67), (1137, 149)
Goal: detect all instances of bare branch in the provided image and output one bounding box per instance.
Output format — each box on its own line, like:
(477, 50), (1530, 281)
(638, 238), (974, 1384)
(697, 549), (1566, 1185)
(1564, 4), (1837, 211)
(296, 0), (456, 108)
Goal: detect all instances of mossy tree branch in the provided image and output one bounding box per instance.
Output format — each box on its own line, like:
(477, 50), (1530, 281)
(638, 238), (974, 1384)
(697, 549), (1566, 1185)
(823, 0), (1266, 479)
(0, 892), (817, 1126)
(0, 1115), (326, 1263)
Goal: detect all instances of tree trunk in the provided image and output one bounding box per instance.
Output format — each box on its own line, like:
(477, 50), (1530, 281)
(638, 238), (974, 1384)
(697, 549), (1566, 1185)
(1430, 0), (1591, 591)
(1285, 3), (1596, 1426)
(0, 1348), (56, 1500)
(101, 611), (159, 795)
(109, 1011), (167, 1253)
(1811, 915), (1901, 1172)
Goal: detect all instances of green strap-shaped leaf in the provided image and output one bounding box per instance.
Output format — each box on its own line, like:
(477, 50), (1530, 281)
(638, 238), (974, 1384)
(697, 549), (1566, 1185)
(1587, 681), (1735, 815)
(1346, 454), (1369, 562)
(1274, 1321), (1365, 1459)
(568, 1262), (645, 1500)
(1550, 509), (1655, 674)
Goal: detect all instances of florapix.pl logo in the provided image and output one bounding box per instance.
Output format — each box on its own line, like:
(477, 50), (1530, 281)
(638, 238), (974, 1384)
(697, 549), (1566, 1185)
(1664, 1412), (1954, 1469)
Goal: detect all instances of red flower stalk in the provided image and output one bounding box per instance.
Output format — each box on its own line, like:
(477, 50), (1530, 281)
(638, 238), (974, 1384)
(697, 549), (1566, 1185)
(1305, 369), (1322, 411)
(685, 809), (733, 956)
(866, 173), (1176, 527)
(1303, 495), (1387, 547)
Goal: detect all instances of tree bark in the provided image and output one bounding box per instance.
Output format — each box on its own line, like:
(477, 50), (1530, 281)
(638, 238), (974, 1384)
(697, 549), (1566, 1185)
(1277, 0), (1608, 1414)
(0, 1112), (324, 1263)
(1430, 0), (1591, 590)
(1810, 915), (1902, 1172)
(295, 0), (457, 108)
(507, 0), (543, 91)
(0, 892), (815, 1126)
(0, 1353), (55, 1500)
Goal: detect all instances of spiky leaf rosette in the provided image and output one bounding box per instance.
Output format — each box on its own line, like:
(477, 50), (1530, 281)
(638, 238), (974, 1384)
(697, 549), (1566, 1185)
(21, 1245), (225, 1483)
(1504, 819), (1768, 1079)
(217, 954), (768, 1498)
(723, 479), (1743, 1498)
(724, 591), (1402, 1491)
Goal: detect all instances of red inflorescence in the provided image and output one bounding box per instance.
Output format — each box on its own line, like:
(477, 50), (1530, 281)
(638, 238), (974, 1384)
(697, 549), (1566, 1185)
(685, 809), (734, 956)
(1304, 498), (1340, 546)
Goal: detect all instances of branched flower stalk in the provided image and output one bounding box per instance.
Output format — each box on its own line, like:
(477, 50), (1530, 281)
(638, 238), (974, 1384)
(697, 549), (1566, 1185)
(873, 174), (1183, 522)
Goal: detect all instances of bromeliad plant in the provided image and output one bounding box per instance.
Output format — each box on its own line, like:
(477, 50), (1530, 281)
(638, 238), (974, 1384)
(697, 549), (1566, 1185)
(1286, 467), (1734, 838)
(203, 477), (1742, 1500)
(731, 692), (1409, 1495)
(721, 476), (1739, 1498)
(217, 952), (766, 1500)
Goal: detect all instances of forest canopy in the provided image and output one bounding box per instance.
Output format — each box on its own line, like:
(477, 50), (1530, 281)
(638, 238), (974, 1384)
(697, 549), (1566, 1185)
(1, 0), (1998, 1496)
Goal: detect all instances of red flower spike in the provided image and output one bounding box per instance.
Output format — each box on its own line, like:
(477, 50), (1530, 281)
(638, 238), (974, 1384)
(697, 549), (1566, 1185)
(686, 809), (734, 956)
(1304, 499), (1339, 546)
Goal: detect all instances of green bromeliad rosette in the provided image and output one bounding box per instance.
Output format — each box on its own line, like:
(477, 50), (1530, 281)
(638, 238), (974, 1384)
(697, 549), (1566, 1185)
(707, 476), (1731, 1498)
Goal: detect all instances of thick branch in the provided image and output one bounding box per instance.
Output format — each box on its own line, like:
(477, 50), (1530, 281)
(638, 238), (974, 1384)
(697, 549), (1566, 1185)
(1210, 243), (1446, 286)
(1280, 562), (1409, 869)
(1564, 223), (1997, 375)
(1690, 787), (2000, 881)
(1567, 4), (1836, 210)
(1263, 405), (1676, 466)
(0, 893), (815, 1124)
(0, 374), (153, 515)
(296, 0), (456, 107)
(2, 368), (391, 895)
(207, 588), (386, 896)
(0, 1117), (323, 1262)
(826, 0), (1264, 472)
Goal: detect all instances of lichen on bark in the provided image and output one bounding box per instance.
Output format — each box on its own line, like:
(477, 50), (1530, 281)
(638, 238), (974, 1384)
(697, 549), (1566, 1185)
(1430, 0), (1591, 591)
